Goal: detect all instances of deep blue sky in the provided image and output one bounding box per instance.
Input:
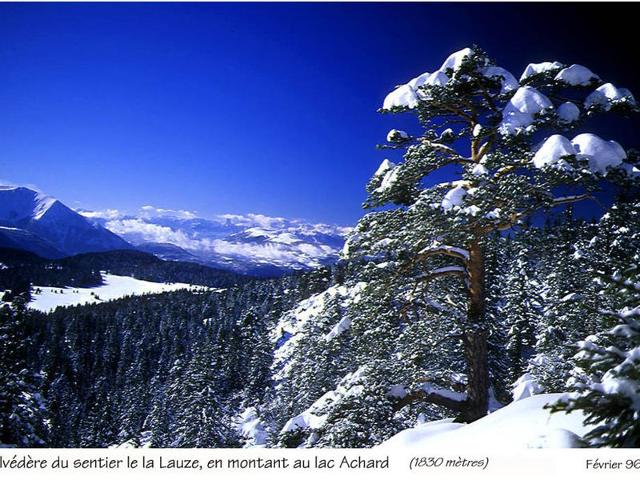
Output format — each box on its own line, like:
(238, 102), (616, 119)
(1, 3), (638, 225)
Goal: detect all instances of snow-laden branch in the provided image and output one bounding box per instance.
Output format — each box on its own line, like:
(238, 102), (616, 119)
(475, 139), (493, 162)
(551, 194), (592, 206)
(479, 194), (592, 234)
(416, 266), (467, 283)
(421, 139), (474, 164)
(493, 164), (519, 179)
(393, 382), (468, 412)
(398, 266), (467, 322)
(418, 245), (470, 262)
(432, 265), (467, 274)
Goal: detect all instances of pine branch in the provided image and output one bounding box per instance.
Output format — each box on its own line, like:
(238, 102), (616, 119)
(551, 194), (592, 206)
(417, 245), (470, 262)
(420, 139), (474, 164)
(475, 138), (494, 162)
(417, 266), (467, 282)
(394, 387), (467, 412)
(399, 266), (467, 321)
(478, 194), (592, 234)
(493, 162), (526, 179)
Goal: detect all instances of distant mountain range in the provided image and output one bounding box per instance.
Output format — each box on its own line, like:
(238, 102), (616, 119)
(80, 206), (350, 276)
(0, 185), (349, 275)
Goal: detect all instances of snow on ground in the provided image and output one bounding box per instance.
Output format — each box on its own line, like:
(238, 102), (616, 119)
(237, 407), (268, 448)
(29, 273), (210, 312)
(511, 373), (544, 401)
(380, 393), (591, 449)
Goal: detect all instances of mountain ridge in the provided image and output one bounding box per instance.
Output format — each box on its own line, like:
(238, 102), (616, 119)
(0, 186), (132, 257)
(0, 185), (349, 276)
(80, 206), (349, 275)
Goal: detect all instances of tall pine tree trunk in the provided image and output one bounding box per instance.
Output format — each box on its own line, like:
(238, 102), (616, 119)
(462, 237), (489, 422)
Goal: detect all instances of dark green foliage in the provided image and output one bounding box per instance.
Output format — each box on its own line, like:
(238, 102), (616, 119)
(551, 201), (640, 447)
(0, 247), (250, 295)
(3, 263), (331, 447)
(2, 202), (640, 448)
(0, 295), (49, 447)
(552, 264), (640, 447)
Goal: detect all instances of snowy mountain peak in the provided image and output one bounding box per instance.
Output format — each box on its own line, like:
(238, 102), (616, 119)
(0, 186), (57, 223)
(0, 185), (131, 258)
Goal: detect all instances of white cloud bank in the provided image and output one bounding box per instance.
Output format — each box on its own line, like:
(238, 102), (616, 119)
(78, 206), (349, 269)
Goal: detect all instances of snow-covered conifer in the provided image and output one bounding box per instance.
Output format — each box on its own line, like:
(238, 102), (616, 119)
(345, 46), (639, 421)
(552, 261), (640, 447)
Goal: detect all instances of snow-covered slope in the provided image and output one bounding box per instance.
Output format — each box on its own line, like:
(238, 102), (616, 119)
(29, 273), (210, 312)
(271, 282), (366, 380)
(381, 394), (590, 449)
(265, 278), (594, 449)
(0, 186), (131, 257)
(0, 226), (64, 258)
(81, 208), (350, 275)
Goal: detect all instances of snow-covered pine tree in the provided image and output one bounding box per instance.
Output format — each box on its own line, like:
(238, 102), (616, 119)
(528, 209), (595, 391)
(0, 295), (49, 447)
(167, 344), (239, 448)
(552, 261), (640, 447)
(344, 46), (639, 421)
(144, 381), (174, 448)
(590, 198), (640, 278)
(312, 362), (404, 448)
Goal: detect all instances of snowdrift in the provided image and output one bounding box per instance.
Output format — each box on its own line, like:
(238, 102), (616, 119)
(381, 394), (591, 449)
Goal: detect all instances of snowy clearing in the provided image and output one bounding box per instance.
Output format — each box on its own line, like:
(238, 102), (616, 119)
(29, 273), (211, 312)
(381, 393), (591, 449)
